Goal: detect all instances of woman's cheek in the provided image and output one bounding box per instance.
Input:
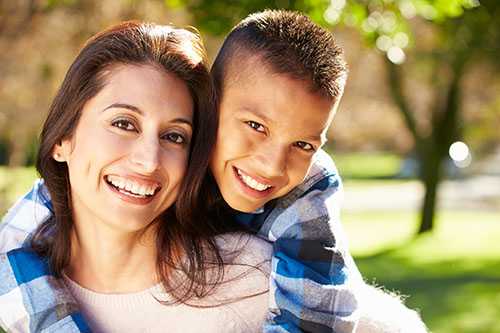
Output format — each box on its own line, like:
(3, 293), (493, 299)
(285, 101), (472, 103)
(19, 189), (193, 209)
(169, 148), (190, 177)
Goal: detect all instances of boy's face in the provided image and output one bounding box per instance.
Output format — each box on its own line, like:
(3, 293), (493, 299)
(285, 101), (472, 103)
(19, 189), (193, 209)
(210, 58), (337, 212)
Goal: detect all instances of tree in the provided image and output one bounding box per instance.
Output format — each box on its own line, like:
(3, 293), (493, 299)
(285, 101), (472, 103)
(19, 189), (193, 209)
(182, 0), (499, 235)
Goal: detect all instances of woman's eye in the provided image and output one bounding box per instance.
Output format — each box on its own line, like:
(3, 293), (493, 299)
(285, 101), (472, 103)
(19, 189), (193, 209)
(163, 132), (186, 144)
(112, 119), (136, 132)
(245, 121), (265, 133)
(294, 141), (315, 152)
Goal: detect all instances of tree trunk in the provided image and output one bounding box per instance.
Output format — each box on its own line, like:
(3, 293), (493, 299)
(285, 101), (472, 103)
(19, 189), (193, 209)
(418, 148), (442, 234)
(417, 59), (464, 234)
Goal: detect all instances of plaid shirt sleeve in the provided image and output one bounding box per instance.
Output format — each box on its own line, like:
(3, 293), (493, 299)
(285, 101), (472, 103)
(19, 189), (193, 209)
(0, 248), (91, 333)
(0, 179), (53, 253)
(0, 180), (91, 332)
(237, 150), (363, 333)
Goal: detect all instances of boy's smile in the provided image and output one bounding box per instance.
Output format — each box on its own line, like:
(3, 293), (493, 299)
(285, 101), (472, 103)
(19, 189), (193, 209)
(210, 58), (338, 212)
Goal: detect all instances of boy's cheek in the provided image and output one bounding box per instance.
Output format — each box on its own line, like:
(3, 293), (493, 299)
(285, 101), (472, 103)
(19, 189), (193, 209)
(286, 156), (315, 189)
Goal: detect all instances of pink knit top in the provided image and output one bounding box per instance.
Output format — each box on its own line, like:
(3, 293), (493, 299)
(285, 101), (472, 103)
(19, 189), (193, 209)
(63, 233), (272, 333)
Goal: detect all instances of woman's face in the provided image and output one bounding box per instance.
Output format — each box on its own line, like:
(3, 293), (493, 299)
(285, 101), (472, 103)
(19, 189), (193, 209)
(54, 64), (193, 233)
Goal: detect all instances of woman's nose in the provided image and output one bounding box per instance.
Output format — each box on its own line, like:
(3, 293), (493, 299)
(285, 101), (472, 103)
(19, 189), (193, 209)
(129, 136), (161, 174)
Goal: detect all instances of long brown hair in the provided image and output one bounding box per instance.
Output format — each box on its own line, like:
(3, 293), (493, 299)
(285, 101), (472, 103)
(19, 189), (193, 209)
(31, 21), (228, 303)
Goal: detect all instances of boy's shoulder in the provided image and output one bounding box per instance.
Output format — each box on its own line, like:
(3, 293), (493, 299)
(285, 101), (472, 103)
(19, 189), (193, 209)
(258, 149), (343, 241)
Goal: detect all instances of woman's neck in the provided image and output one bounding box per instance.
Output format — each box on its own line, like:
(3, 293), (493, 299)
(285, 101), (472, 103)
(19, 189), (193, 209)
(66, 222), (159, 294)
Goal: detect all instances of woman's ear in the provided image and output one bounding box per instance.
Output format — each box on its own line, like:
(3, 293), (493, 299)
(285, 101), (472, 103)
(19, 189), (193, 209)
(52, 140), (72, 162)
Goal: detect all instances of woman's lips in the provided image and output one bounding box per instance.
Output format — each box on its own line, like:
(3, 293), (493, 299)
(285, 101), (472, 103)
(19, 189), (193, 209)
(104, 175), (160, 205)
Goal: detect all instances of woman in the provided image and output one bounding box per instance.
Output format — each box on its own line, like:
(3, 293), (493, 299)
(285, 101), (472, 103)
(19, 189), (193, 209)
(0, 22), (270, 333)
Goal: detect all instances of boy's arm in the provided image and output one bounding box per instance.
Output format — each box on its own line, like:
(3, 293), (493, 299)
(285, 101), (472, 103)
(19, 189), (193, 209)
(0, 182), (91, 331)
(257, 151), (363, 333)
(356, 284), (428, 333)
(0, 179), (53, 252)
(0, 248), (90, 332)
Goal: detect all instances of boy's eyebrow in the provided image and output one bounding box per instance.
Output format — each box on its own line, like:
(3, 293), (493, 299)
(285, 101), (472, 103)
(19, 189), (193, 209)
(241, 107), (272, 124)
(242, 107), (327, 144)
(303, 133), (327, 144)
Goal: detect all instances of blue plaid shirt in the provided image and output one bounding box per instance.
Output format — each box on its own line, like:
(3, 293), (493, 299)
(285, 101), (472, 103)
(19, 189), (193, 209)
(0, 149), (362, 332)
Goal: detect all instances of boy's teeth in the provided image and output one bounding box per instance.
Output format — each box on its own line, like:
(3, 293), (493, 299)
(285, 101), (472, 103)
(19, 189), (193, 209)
(236, 169), (271, 191)
(106, 175), (158, 196)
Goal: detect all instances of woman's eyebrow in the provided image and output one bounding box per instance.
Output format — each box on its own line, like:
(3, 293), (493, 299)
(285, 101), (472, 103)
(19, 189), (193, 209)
(102, 103), (143, 115)
(102, 103), (192, 127)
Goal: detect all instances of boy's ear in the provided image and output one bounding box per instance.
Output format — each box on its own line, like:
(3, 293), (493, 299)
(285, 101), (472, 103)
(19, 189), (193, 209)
(52, 140), (71, 162)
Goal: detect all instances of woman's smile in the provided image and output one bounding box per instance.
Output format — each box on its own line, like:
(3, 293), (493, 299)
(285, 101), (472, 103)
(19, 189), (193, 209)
(104, 174), (162, 204)
(55, 64), (193, 232)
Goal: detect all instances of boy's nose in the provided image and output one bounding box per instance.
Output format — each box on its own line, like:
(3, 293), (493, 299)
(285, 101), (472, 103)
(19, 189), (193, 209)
(129, 137), (161, 174)
(255, 143), (287, 178)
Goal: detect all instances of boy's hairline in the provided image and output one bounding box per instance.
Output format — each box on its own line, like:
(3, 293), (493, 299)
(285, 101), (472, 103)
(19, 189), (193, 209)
(218, 47), (338, 104)
(218, 48), (342, 133)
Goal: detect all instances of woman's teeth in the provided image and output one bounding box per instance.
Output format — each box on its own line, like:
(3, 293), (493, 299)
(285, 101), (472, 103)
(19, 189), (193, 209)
(236, 169), (271, 191)
(106, 175), (158, 197)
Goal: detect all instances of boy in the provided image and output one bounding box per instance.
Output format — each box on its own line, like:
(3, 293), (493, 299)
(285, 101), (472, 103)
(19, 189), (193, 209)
(1, 10), (425, 332)
(209, 10), (361, 332)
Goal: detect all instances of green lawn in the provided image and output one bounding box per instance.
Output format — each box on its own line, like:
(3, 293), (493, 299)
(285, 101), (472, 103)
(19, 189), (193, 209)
(0, 166), (38, 216)
(1, 166), (499, 332)
(343, 210), (500, 333)
(327, 150), (403, 179)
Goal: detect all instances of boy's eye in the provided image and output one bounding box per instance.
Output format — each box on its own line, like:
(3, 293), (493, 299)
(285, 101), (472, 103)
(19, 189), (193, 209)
(245, 121), (266, 133)
(111, 119), (137, 132)
(294, 141), (315, 152)
(163, 132), (186, 144)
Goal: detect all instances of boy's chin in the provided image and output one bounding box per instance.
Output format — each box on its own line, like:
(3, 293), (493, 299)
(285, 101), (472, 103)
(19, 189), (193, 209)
(223, 195), (265, 213)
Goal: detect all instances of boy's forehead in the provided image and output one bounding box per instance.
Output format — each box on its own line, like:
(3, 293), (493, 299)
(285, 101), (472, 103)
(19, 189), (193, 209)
(223, 54), (314, 96)
(222, 53), (267, 89)
(223, 55), (334, 107)
(220, 56), (337, 133)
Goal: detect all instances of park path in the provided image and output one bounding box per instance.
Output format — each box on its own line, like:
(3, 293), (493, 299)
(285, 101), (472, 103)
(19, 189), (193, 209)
(342, 175), (500, 213)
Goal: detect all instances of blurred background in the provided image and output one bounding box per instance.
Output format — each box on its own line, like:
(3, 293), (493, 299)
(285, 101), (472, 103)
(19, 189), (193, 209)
(0, 1), (498, 332)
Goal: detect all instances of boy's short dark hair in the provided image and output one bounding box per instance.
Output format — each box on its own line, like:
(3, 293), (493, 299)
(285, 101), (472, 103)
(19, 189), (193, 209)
(212, 9), (348, 101)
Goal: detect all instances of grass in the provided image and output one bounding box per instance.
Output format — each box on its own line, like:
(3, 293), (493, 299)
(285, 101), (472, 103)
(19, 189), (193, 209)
(327, 150), (403, 179)
(0, 166), (38, 216)
(343, 210), (500, 333)
(1, 166), (499, 332)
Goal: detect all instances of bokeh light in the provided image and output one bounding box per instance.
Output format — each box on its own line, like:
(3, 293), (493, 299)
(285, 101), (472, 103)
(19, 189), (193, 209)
(387, 46), (406, 64)
(449, 141), (472, 168)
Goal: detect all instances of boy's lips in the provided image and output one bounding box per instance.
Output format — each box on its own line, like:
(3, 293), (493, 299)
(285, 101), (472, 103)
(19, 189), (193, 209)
(232, 166), (274, 199)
